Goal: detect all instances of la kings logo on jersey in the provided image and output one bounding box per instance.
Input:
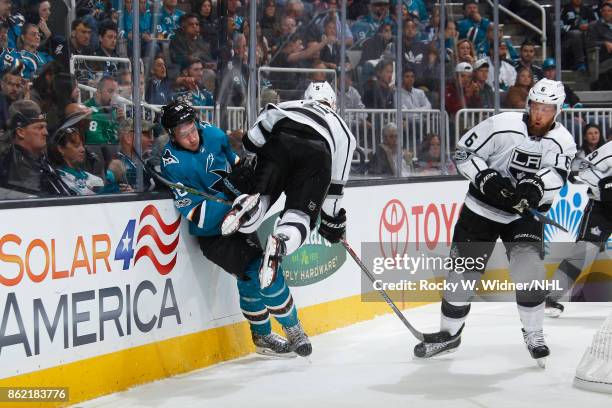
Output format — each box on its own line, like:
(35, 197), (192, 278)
(508, 148), (542, 181)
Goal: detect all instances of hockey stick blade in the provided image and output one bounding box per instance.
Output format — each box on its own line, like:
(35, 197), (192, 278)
(132, 150), (232, 205)
(340, 239), (424, 341)
(527, 208), (568, 233)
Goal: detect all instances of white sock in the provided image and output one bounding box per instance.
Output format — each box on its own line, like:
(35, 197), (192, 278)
(517, 302), (545, 332)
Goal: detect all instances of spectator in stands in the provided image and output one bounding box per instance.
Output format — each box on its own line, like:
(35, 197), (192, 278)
(69, 17), (93, 56)
(0, 21), (7, 49)
(415, 133), (456, 175)
(261, 0), (279, 44)
(445, 62), (481, 116)
(145, 55), (173, 105)
(340, 65), (366, 110)
(24, 1), (52, 48)
(404, 0), (428, 23)
(456, 38), (476, 66)
(399, 67), (431, 113)
(196, 0), (219, 58)
(107, 119), (155, 191)
(578, 123), (606, 158)
(472, 58), (494, 108)
(484, 41), (516, 91)
(587, 1), (612, 63)
(62, 102), (105, 178)
(561, 0), (597, 71)
(314, 0), (353, 47)
(83, 76), (124, 145)
(0, 99), (71, 195)
(351, 0), (394, 43)
(123, 0), (154, 56)
(363, 58), (394, 109)
(0, 0), (24, 49)
(319, 17), (341, 69)
(0, 70), (23, 114)
(443, 20), (459, 62)
(541, 57), (582, 108)
(32, 68), (79, 133)
(170, 13), (212, 69)
(513, 40), (543, 82)
(218, 33), (248, 107)
(47, 126), (106, 195)
(457, 0), (490, 50)
(358, 22), (392, 65)
(279, 15), (297, 43)
(390, 18), (428, 79)
(94, 21), (120, 76)
(174, 56), (214, 106)
(16, 23), (52, 80)
(505, 66), (533, 109)
(420, 5), (439, 42)
(368, 123), (413, 176)
(157, 0), (185, 39)
(477, 24), (518, 61)
(227, 0), (244, 33)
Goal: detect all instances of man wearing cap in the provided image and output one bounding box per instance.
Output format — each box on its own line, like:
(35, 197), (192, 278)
(473, 58), (494, 108)
(0, 99), (71, 195)
(107, 119), (155, 191)
(457, 0), (490, 50)
(350, 0), (394, 42)
(445, 62), (481, 116)
(173, 56), (214, 107)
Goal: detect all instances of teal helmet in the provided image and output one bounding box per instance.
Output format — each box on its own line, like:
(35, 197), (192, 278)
(542, 58), (556, 70)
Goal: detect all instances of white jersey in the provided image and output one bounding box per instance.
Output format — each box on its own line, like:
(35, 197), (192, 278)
(247, 99), (356, 216)
(454, 111), (577, 223)
(578, 140), (612, 201)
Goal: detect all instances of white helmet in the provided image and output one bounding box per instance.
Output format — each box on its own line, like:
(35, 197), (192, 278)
(527, 78), (566, 120)
(304, 81), (337, 111)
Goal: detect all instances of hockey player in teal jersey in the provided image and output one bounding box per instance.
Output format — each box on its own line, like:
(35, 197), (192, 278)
(160, 100), (312, 357)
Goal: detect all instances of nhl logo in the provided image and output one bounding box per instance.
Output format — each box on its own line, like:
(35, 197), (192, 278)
(308, 201), (317, 211)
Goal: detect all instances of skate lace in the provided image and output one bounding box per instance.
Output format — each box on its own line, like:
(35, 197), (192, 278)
(524, 330), (546, 348)
(285, 323), (308, 345)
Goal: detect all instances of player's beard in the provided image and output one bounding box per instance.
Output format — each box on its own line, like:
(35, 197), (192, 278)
(527, 116), (555, 137)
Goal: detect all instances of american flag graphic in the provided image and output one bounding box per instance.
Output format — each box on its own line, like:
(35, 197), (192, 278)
(134, 205), (181, 275)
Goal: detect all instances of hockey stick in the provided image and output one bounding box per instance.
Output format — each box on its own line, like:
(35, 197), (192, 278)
(340, 239), (425, 341)
(132, 149), (233, 205)
(501, 190), (568, 233)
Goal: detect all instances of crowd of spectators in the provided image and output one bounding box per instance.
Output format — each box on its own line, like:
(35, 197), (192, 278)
(0, 0), (611, 194)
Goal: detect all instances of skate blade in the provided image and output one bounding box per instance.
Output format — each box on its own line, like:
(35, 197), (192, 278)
(221, 194), (260, 236)
(544, 308), (562, 318)
(536, 357), (547, 369)
(414, 346), (459, 359)
(255, 347), (297, 359)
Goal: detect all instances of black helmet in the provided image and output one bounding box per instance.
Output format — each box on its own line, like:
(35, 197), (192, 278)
(161, 100), (196, 135)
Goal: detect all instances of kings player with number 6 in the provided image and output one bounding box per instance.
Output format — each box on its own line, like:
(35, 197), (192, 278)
(414, 79), (577, 367)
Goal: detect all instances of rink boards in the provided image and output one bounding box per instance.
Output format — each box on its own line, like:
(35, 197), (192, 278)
(0, 180), (610, 407)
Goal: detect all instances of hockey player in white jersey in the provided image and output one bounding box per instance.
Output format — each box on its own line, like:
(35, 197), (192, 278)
(414, 79), (577, 367)
(545, 140), (612, 316)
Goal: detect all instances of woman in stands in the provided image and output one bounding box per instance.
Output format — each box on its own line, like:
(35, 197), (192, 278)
(505, 66), (534, 109)
(577, 123), (606, 159)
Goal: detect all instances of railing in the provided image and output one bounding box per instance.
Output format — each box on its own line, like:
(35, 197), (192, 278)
(345, 109), (450, 159)
(456, 108), (612, 146)
(485, 0), (546, 59)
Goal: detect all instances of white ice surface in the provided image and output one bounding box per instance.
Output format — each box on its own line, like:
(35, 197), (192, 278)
(77, 302), (612, 408)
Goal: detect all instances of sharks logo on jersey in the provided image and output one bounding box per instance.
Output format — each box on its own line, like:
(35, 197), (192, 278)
(162, 149), (180, 166)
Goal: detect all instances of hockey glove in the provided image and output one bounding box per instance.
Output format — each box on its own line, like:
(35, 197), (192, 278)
(474, 169), (516, 209)
(222, 156), (256, 200)
(599, 176), (612, 211)
(319, 209), (346, 244)
(515, 175), (545, 209)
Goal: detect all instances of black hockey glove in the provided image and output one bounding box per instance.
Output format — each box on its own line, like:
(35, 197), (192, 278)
(222, 155), (257, 200)
(515, 175), (544, 209)
(474, 169), (516, 209)
(599, 176), (612, 212)
(319, 209), (346, 244)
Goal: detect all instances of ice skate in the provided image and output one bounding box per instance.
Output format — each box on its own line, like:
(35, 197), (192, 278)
(522, 328), (549, 368)
(284, 322), (312, 357)
(414, 324), (464, 358)
(259, 234), (288, 288)
(545, 297), (564, 318)
(221, 193), (260, 236)
(252, 331), (296, 358)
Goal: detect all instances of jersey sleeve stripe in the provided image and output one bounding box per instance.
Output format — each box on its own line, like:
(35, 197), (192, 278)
(473, 130), (525, 153)
(285, 107), (336, 150)
(592, 154), (612, 167)
(330, 111), (354, 181)
(541, 136), (563, 153)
